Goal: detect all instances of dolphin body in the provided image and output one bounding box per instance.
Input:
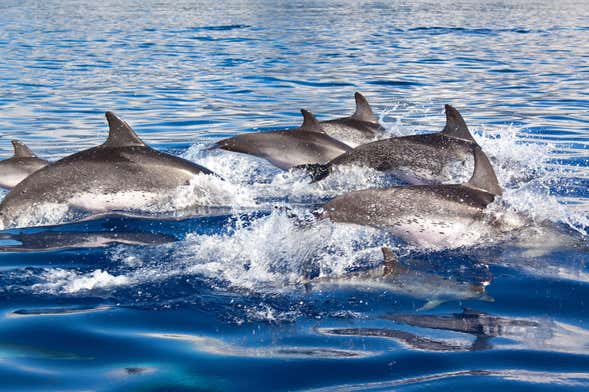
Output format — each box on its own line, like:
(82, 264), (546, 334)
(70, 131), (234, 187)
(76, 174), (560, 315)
(307, 247), (492, 311)
(0, 140), (48, 189)
(0, 112), (217, 228)
(317, 92), (386, 146)
(302, 105), (479, 184)
(322, 146), (504, 249)
(212, 110), (353, 170)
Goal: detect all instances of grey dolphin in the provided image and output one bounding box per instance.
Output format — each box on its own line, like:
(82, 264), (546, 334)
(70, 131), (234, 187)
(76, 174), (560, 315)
(213, 109), (353, 170)
(306, 247), (492, 310)
(0, 230), (177, 252)
(0, 112), (217, 228)
(322, 146), (504, 248)
(0, 140), (49, 189)
(302, 105), (479, 184)
(318, 92), (386, 146)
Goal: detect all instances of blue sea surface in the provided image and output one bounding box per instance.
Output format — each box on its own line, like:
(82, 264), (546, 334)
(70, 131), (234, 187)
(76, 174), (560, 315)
(1, 0), (589, 391)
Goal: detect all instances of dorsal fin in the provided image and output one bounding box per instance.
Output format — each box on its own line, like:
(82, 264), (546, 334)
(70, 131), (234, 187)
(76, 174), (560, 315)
(464, 147), (503, 197)
(299, 109), (325, 133)
(11, 140), (36, 158)
(381, 247), (407, 275)
(103, 112), (146, 147)
(440, 105), (478, 144)
(351, 92), (377, 123)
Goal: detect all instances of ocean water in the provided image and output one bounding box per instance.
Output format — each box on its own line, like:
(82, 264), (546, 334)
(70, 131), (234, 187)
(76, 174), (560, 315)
(1, 0), (589, 390)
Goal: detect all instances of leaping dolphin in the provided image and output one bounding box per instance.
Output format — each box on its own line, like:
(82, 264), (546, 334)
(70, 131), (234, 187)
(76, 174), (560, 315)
(318, 92), (386, 146)
(0, 140), (48, 189)
(212, 109), (353, 170)
(301, 105), (480, 184)
(0, 112), (218, 228)
(321, 146), (504, 248)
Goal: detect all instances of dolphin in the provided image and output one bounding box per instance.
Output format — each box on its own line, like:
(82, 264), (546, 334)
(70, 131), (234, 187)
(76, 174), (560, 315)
(0, 112), (217, 228)
(318, 92), (386, 146)
(301, 105), (479, 184)
(0, 140), (48, 189)
(321, 146), (504, 248)
(306, 247), (492, 311)
(0, 230), (177, 252)
(212, 109), (353, 170)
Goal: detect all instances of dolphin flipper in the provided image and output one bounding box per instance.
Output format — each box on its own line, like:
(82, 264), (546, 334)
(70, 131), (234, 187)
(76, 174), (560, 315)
(11, 140), (37, 158)
(441, 105), (478, 144)
(352, 92), (378, 123)
(295, 163), (330, 182)
(381, 247), (408, 275)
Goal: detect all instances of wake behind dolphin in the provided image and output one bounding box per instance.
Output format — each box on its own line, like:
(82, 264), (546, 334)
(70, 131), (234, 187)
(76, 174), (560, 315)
(0, 140), (48, 189)
(0, 112), (219, 228)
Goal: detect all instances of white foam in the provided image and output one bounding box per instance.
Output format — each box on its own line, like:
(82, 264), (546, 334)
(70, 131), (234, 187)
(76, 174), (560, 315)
(33, 269), (130, 294)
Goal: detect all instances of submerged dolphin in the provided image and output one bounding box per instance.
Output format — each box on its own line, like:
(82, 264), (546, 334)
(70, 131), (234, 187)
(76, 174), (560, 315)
(318, 92), (386, 146)
(212, 109), (352, 170)
(306, 247), (492, 310)
(0, 140), (48, 189)
(322, 146), (504, 248)
(302, 105), (479, 184)
(0, 112), (217, 228)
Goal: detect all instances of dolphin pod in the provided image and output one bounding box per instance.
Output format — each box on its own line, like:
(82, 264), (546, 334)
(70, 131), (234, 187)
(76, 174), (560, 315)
(0, 140), (48, 189)
(1, 95), (503, 251)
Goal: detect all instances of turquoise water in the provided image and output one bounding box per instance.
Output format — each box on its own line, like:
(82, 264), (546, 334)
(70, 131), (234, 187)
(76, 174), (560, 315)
(1, 1), (589, 390)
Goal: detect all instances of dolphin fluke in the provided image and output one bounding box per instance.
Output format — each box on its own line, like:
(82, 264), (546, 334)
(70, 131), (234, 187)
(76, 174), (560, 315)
(352, 92), (377, 123)
(441, 105), (478, 144)
(104, 112), (146, 147)
(11, 140), (37, 158)
(299, 109), (325, 133)
(465, 146), (503, 197)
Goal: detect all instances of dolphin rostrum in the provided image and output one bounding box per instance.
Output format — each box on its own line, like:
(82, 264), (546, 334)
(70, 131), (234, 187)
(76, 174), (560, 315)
(301, 105), (479, 184)
(212, 109), (353, 170)
(306, 247), (492, 310)
(318, 92), (386, 146)
(322, 146), (504, 248)
(0, 112), (217, 228)
(0, 140), (49, 189)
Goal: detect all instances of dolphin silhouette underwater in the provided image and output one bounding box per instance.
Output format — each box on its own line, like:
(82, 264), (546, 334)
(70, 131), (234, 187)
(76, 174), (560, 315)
(301, 105), (481, 184)
(212, 109), (353, 170)
(305, 247), (493, 311)
(0, 112), (218, 228)
(321, 145), (504, 248)
(0, 140), (48, 189)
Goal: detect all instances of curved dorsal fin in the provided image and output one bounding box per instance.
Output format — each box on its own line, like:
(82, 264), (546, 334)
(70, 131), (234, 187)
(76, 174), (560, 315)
(352, 92), (377, 123)
(465, 147), (503, 197)
(440, 105), (478, 144)
(103, 112), (146, 147)
(11, 140), (36, 158)
(299, 109), (325, 133)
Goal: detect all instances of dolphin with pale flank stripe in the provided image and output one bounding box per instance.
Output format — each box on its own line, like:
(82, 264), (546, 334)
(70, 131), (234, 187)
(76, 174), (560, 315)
(321, 146), (504, 249)
(301, 105), (480, 184)
(212, 109), (353, 170)
(317, 92), (386, 146)
(0, 112), (217, 228)
(0, 140), (48, 189)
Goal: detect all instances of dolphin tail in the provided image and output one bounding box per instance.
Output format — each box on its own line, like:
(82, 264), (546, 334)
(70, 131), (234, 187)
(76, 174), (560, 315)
(294, 163), (330, 182)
